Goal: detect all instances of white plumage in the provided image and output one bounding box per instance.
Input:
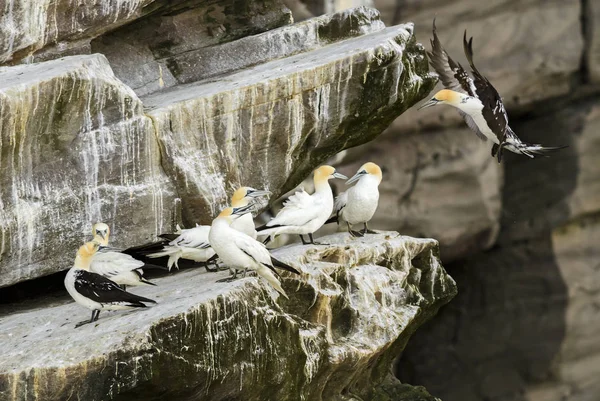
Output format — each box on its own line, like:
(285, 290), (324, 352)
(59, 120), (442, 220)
(210, 207), (289, 298)
(147, 224), (215, 270)
(258, 165), (347, 244)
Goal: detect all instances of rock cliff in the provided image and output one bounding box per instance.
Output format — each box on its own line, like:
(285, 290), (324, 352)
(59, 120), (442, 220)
(0, 4), (436, 288)
(0, 232), (455, 401)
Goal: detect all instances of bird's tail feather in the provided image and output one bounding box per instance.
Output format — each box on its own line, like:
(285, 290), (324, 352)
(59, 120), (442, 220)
(324, 215), (338, 225)
(271, 257), (301, 275)
(518, 144), (568, 158)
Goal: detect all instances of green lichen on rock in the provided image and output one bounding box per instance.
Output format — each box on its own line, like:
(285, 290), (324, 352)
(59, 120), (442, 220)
(0, 232), (455, 401)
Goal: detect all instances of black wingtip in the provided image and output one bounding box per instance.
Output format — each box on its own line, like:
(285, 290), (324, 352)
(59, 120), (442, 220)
(324, 215), (338, 225)
(271, 256), (301, 275)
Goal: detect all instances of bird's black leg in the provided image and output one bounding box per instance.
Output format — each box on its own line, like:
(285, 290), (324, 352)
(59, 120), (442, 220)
(299, 235), (309, 245)
(75, 310), (99, 328)
(309, 233), (329, 246)
(120, 284), (127, 291)
(491, 143), (499, 158)
(348, 222), (363, 238)
(216, 268), (239, 283)
(363, 222), (378, 235)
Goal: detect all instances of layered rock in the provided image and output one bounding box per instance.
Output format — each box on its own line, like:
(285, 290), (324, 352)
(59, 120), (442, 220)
(0, 7), (436, 288)
(0, 232), (456, 401)
(0, 54), (177, 288)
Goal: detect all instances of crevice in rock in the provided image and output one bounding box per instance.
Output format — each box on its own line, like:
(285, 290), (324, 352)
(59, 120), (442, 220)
(579, 0), (591, 84)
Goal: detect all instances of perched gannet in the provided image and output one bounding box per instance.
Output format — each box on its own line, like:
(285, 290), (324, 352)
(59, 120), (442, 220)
(419, 20), (566, 162)
(90, 223), (157, 289)
(331, 162), (382, 237)
(209, 206), (300, 298)
(257, 165), (347, 245)
(230, 187), (271, 238)
(144, 187), (270, 270)
(145, 224), (216, 271)
(65, 242), (156, 328)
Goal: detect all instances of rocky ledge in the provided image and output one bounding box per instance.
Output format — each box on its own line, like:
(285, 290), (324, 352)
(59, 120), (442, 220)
(0, 232), (455, 401)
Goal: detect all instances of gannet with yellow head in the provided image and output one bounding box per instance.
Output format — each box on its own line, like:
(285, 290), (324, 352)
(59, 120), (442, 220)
(257, 165), (347, 245)
(64, 241), (156, 328)
(333, 162), (383, 237)
(419, 20), (567, 162)
(209, 205), (300, 298)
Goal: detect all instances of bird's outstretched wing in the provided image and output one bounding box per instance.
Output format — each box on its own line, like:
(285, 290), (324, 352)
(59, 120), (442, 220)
(266, 189), (320, 227)
(91, 247), (144, 278)
(428, 19), (476, 96)
(463, 31), (509, 143)
(74, 270), (155, 305)
(428, 20), (487, 141)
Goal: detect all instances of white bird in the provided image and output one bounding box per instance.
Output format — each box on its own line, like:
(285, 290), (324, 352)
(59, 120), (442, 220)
(209, 205), (300, 298)
(257, 165), (347, 245)
(64, 242), (156, 328)
(90, 223), (157, 289)
(145, 224), (215, 271)
(144, 187), (270, 270)
(331, 162), (382, 237)
(419, 20), (566, 162)
(230, 187), (271, 238)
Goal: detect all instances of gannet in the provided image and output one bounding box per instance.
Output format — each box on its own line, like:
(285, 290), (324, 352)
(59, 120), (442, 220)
(144, 187), (270, 270)
(209, 206), (300, 298)
(90, 223), (157, 289)
(64, 242), (156, 328)
(419, 20), (566, 162)
(230, 187), (271, 238)
(257, 165), (347, 245)
(331, 162), (382, 237)
(145, 224), (216, 271)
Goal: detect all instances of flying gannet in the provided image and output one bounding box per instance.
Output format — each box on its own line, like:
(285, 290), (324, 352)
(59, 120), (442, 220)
(419, 20), (566, 162)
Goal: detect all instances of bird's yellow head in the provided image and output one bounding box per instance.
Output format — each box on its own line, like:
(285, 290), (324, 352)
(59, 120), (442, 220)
(231, 186), (271, 207)
(418, 89), (462, 109)
(216, 205), (253, 223)
(92, 222), (110, 245)
(313, 165), (348, 185)
(346, 162), (383, 185)
(74, 241), (100, 270)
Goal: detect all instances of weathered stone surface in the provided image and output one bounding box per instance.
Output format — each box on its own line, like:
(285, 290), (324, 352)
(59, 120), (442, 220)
(91, 0), (293, 96)
(0, 54), (177, 288)
(333, 127), (503, 262)
(0, 0), (155, 64)
(586, 0), (600, 83)
(0, 232), (456, 401)
(0, 8), (436, 288)
(144, 15), (436, 224)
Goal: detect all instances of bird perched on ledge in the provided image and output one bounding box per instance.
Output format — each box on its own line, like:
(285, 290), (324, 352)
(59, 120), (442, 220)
(90, 223), (158, 289)
(257, 165), (347, 245)
(65, 242), (156, 328)
(209, 206), (300, 299)
(419, 20), (566, 162)
(329, 162), (382, 237)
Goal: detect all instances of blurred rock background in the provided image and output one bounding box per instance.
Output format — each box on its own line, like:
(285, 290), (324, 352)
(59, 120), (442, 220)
(291, 0), (600, 400)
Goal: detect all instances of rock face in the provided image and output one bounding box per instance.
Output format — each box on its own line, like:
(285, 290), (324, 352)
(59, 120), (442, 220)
(0, 6), (436, 288)
(0, 232), (456, 401)
(0, 54), (177, 288)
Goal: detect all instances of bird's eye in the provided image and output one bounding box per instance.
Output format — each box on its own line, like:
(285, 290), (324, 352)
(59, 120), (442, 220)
(361, 170), (367, 174)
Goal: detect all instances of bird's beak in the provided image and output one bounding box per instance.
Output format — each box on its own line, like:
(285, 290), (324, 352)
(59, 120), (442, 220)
(332, 172), (348, 180)
(418, 99), (439, 110)
(249, 190), (271, 198)
(233, 204), (253, 215)
(96, 231), (105, 240)
(345, 172), (365, 186)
